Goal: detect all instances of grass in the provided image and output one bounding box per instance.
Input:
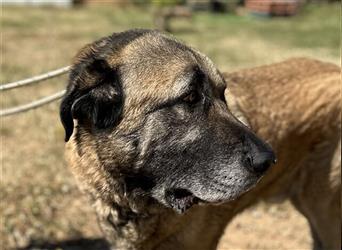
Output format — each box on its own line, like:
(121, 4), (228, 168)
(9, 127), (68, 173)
(0, 3), (339, 249)
(177, 3), (339, 68)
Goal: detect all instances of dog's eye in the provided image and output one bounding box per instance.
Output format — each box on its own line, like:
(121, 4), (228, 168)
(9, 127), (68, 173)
(182, 90), (201, 105)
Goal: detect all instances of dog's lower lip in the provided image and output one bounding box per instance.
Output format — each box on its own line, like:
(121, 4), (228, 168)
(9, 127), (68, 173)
(197, 199), (207, 205)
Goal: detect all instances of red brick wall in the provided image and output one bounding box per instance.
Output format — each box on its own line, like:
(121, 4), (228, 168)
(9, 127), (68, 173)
(245, 0), (300, 16)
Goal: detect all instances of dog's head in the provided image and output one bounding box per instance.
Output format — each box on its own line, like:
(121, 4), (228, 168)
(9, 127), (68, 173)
(60, 29), (275, 213)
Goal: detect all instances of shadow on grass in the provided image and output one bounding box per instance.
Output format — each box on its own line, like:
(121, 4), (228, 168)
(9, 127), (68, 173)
(18, 238), (110, 250)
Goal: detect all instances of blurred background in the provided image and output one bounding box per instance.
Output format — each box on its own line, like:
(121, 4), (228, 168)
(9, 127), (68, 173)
(1, 0), (339, 249)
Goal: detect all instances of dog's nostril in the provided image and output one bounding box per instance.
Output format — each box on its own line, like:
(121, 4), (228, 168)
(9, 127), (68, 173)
(254, 151), (275, 173)
(246, 151), (276, 174)
(255, 160), (271, 173)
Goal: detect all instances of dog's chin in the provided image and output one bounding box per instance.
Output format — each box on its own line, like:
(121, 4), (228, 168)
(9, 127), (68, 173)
(164, 188), (232, 214)
(164, 177), (262, 213)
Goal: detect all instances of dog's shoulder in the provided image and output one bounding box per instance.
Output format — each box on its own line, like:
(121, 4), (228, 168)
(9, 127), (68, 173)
(223, 57), (339, 89)
(223, 58), (340, 140)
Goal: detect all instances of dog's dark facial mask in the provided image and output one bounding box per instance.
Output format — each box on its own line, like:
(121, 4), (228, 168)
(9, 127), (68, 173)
(60, 29), (275, 214)
(135, 69), (273, 213)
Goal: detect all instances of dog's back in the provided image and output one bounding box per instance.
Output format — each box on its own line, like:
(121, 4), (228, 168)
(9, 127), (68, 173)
(225, 58), (340, 142)
(224, 58), (341, 249)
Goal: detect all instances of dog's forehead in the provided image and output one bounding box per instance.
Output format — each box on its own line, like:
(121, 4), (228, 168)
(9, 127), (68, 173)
(121, 33), (195, 74)
(116, 33), (197, 98)
(116, 33), (225, 98)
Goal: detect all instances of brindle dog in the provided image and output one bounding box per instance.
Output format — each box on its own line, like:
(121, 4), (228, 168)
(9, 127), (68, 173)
(60, 29), (341, 250)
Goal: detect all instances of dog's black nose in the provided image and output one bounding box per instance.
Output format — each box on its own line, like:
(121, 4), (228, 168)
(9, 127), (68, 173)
(242, 132), (276, 174)
(248, 151), (276, 174)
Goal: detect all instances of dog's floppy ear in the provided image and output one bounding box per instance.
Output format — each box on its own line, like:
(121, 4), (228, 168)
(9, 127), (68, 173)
(60, 59), (123, 142)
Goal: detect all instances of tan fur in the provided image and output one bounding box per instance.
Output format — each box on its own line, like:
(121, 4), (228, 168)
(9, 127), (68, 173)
(224, 58), (341, 249)
(65, 34), (341, 250)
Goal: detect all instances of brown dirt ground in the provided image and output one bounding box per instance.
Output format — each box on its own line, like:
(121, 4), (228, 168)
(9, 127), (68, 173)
(218, 202), (311, 249)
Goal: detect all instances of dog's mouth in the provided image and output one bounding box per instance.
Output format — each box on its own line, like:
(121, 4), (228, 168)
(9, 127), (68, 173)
(164, 189), (199, 213)
(164, 177), (262, 214)
(164, 188), (205, 213)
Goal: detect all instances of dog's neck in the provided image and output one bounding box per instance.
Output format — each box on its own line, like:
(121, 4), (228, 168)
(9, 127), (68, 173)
(92, 195), (234, 250)
(93, 197), (170, 249)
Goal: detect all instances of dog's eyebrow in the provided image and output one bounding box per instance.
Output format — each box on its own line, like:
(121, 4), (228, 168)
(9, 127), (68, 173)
(147, 66), (206, 114)
(216, 70), (227, 89)
(172, 66), (205, 97)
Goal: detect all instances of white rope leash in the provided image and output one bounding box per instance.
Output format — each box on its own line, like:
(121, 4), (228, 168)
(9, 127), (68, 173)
(0, 66), (71, 91)
(0, 90), (66, 117)
(0, 66), (71, 117)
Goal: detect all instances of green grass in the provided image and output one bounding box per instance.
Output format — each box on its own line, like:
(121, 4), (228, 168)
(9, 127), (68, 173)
(174, 3), (339, 67)
(0, 3), (339, 249)
(249, 4), (339, 50)
(1, 3), (339, 82)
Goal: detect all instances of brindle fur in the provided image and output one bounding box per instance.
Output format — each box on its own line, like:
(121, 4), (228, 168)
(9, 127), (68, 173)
(60, 29), (341, 250)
